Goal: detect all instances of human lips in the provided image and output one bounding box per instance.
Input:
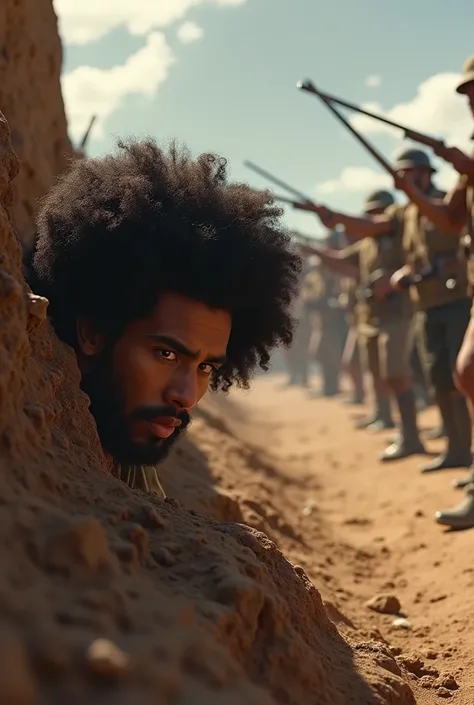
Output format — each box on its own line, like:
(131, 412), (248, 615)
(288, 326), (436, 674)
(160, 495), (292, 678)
(146, 416), (182, 439)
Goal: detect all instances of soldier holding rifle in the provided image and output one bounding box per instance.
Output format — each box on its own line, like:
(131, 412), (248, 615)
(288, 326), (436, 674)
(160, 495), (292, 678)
(300, 192), (396, 432)
(298, 186), (425, 462)
(386, 56), (474, 527)
(243, 162), (354, 400)
(297, 78), (473, 477)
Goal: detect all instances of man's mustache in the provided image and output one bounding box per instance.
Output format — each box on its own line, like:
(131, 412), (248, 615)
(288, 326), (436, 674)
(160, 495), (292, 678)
(130, 405), (191, 426)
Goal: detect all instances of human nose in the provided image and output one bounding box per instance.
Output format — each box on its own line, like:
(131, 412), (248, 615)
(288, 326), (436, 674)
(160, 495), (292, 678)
(163, 367), (199, 411)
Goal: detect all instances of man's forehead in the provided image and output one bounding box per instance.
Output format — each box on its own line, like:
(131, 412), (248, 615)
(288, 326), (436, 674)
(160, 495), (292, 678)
(152, 293), (231, 332)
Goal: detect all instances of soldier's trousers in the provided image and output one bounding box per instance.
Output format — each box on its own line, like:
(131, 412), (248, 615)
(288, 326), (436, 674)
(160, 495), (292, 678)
(360, 317), (412, 382)
(286, 316), (312, 385)
(317, 312), (347, 394)
(409, 313), (432, 403)
(421, 298), (472, 393)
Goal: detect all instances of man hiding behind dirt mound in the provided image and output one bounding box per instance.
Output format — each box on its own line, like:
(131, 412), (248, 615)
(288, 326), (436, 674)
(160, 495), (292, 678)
(30, 139), (301, 494)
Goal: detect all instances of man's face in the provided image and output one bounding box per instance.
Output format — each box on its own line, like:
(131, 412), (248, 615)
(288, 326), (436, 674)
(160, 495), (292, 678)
(78, 293), (231, 466)
(403, 166), (431, 191)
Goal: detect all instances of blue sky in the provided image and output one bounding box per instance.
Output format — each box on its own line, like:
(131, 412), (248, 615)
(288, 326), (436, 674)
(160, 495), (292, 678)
(56, 0), (474, 238)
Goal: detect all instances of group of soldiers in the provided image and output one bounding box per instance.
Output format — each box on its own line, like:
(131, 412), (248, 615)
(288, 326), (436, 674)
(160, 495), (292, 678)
(284, 54), (474, 530)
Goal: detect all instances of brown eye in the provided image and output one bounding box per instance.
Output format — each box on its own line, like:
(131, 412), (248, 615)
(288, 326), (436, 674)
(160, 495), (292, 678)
(154, 349), (177, 361)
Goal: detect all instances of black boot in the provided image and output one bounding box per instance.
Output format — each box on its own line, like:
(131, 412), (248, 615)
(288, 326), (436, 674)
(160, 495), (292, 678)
(380, 388), (425, 462)
(435, 483), (474, 530)
(420, 394), (472, 473)
(424, 423), (447, 440)
(356, 390), (394, 431)
(368, 392), (395, 431)
(453, 467), (474, 490)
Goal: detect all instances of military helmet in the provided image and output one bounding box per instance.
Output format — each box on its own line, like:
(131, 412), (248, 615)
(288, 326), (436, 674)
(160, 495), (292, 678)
(364, 189), (395, 214)
(395, 147), (435, 172)
(456, 55), (474, 95)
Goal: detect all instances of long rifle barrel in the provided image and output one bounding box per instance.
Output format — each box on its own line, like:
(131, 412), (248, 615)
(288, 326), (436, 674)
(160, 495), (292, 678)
(296, 79), (396, 177)
(79, 114), (97, 150)
(244, 160), (315, 204)
(272, 194), (299, 206)
(297, 80), (445, 150)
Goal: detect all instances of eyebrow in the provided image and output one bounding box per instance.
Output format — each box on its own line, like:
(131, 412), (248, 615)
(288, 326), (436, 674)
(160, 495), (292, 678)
(148, 334), (227, 365)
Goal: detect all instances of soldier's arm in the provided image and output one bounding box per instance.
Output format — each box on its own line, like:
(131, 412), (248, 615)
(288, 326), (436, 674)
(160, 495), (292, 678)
(390, 265), (412, 290)
(303, 244), (360, 280)
(432, 144), (474, 181)
(294, 202), (390, 239)
(395, 173), (466, 234)
(330, 212), (390, 240)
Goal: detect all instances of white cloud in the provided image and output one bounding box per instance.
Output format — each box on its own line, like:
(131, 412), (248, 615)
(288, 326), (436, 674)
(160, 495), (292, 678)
(177, 20), (204, 43)
(350, 72), (472, 150)
(53, 0), (247, 45)
(315, 166), (391, 195)
(61, 32), (175, 142)
(365, 74), (381, 88)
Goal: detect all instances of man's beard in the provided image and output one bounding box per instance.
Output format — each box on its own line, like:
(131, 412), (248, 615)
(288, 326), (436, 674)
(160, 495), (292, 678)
(81, 353), (190, 466)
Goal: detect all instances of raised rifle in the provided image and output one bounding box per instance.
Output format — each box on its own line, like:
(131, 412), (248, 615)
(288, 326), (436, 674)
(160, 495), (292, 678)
(297, 79), (445, 151)
(78, 114), (97, 152)
(296, 79), (396, 177)
(243, 160), (316, 206)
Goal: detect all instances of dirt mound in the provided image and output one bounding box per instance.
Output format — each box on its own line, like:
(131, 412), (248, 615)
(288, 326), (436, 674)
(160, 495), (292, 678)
(0, 0), (72, 244)
(0, 112), (418, 702)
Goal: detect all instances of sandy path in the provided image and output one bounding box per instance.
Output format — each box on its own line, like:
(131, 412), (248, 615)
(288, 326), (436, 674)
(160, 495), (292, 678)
(221, 373), (474, 703)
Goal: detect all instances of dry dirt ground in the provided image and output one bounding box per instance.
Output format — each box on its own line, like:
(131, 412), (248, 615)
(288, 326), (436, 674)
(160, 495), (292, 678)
(208, 373), (474, 704)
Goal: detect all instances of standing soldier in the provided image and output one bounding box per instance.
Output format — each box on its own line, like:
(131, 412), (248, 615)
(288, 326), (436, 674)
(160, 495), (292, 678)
(390, 148), (472, 473)
(299, 191), (395, 431)
(300, 188), (426, 461)
(284, 252), (320, 387)
(309, 230), (347, 398)
(392, 56), (474, 527)
(339, 270), (365, 405)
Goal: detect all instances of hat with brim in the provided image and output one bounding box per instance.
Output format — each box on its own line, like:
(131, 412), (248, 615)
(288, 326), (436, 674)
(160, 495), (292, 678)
(396, 158), (436, 173)
(363, 189), (395, 214)
(456, 56), (474, 94)
(365, 199), (387, 213)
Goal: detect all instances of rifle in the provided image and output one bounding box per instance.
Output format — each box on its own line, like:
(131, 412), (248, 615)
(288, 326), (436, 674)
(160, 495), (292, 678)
(273, 194), (302, 206)
(297, 79), (445, 151)
(244, 160), (316, 205)
(78, 114), (97, 151)
(296, 79), (396, 178)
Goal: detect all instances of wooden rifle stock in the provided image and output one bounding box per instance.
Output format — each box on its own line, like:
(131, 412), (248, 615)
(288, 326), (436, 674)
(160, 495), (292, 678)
(297, 80), (445, 151)
(297, 80), (396, 177)
(244, 160), (315, 205)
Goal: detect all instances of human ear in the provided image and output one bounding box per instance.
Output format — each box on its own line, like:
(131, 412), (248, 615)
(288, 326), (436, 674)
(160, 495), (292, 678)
(76, 317), (104, 357)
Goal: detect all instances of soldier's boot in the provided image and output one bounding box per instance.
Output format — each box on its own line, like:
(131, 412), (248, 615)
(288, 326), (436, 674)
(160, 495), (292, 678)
(414, 382), (431, 411)
(379, 389), (425, 462)
(356, 390), (394, 431)
(420, 395), (472, 473)
(453, 468), (474, 490)
(435, 484), (474, 530)
(424, 423), (447, 440)
(344, 387), (365, 405)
